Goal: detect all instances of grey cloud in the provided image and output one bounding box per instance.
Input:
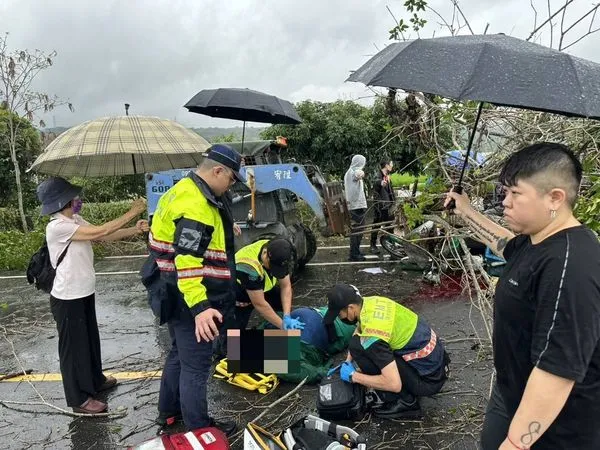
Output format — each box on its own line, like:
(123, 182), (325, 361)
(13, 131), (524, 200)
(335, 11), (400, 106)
(1, 0), (598, 128)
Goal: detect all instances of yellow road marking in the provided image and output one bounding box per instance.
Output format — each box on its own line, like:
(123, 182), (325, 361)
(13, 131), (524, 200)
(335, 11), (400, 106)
(0, 371), (162, 382)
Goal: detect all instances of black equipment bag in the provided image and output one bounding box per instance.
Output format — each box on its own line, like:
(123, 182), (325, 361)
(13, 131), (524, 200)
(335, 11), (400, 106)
(26, 240), (70, 294)
(316, 374), (365, 420)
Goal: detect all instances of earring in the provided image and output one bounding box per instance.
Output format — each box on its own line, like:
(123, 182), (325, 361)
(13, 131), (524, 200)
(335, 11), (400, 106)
(550, 209), (557, 220)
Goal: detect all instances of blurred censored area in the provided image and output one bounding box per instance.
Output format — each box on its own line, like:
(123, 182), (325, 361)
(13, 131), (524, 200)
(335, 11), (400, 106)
(226, 329), (301, 374)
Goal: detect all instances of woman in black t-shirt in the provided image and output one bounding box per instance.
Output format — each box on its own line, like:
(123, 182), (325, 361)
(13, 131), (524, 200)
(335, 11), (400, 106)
(445, 142), (600, 450)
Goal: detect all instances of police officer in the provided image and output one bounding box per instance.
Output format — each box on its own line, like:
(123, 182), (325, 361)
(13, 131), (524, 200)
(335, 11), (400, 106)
(234, 238), (304, 330)
(145, 144), (242, 435)
(324, 283), (449, 419)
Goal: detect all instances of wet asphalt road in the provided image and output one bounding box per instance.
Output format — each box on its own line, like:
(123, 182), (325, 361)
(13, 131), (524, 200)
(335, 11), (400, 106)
(0, 246), (492, 449)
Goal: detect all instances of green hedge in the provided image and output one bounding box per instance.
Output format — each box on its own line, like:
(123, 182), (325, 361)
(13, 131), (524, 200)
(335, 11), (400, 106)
(78, 201), (134, 225)
(0, 207), (25, 231)
(0, 230), (45, 271)
(389, 173), (427, 189)
(0, 201), (146, 271)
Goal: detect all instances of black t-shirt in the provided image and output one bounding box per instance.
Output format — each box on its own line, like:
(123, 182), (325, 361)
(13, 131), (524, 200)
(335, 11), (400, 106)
(494, 226), (600, 449)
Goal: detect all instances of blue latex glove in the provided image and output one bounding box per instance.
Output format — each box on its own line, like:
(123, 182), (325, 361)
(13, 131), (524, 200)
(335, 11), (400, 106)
(340, 361), (356, 383)
(283, 314), (305, 330)
(327, 365), (341, 377)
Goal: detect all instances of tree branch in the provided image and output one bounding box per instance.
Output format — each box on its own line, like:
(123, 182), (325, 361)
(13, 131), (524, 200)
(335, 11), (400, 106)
(526, 0), (574, 42)
(450, 0), (475, 35)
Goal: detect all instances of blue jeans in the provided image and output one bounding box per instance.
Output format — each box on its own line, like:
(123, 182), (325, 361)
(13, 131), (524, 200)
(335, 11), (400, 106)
(158, 300), (213, 429)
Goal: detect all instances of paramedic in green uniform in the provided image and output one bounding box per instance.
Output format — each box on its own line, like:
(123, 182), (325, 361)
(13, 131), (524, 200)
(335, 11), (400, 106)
(323, 283), (450, 418)
(234, 238), (305, 330)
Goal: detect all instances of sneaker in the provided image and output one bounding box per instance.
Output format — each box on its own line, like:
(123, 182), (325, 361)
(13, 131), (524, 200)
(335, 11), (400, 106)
(72, 397), (108, 414)
(98, 375), (118, 392)
(156, 410), (183, 427)
(208, 417), (237, 437)
(370, 245), (381, 255)
(372, 395), (422, 419)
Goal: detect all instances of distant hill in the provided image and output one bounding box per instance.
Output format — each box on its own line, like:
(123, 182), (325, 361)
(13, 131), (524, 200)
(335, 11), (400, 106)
(42, 126), (70, 135)
(192, 126), (266, 142)
(40, 126), (268, 144)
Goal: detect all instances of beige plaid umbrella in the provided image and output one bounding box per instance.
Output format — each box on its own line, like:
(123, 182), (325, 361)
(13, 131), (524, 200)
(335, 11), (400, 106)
(29, 116), (211, 177)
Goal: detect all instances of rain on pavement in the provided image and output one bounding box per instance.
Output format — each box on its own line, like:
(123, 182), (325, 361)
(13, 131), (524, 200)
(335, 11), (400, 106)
(0, 245), (491, 450)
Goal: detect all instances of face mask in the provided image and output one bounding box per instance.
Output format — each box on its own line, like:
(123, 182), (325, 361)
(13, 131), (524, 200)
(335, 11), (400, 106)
(341, 317), (358, 325)
(72, 198), (83, 214)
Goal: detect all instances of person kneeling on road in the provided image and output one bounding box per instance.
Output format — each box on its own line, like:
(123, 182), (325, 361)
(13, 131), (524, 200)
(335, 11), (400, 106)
(234, 238), (304, 330)
(323, 283), (450, 419)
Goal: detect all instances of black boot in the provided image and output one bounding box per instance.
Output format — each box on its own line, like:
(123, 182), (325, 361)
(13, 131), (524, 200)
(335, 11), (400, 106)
(208, 417), (237, 437)
(372, 391), (422, 419)
(156, 410), (183, 427)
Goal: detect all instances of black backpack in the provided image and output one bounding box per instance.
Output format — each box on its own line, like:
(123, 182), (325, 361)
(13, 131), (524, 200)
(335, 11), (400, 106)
(316, 374), (366, 420)
(26, 240), (70, 293)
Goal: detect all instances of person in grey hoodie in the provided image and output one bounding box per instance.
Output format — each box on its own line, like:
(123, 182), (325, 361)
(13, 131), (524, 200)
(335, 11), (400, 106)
(344, 155), (368, 261)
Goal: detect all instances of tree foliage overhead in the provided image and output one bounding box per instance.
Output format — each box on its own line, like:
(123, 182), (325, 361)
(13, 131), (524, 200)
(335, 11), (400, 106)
(260, 99), (425, 179)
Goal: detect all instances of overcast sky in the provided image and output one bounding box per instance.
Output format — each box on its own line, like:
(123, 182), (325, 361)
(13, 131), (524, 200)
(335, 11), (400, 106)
(1, 0), (598, 129)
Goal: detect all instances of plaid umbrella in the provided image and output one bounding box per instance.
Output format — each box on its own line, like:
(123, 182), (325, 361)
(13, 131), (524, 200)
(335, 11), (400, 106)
(29, 116), (211, 177)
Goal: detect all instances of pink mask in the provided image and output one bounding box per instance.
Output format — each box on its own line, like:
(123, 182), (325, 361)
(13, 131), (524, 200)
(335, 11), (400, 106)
(72, 198), (83, 214)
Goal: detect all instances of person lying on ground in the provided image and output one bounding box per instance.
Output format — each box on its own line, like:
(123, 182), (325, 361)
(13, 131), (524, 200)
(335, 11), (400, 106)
(323, 283), (450, 419)
(37, 177), (147, 415)
(445, 142), (600, 450)
(259, 306), (357, 384)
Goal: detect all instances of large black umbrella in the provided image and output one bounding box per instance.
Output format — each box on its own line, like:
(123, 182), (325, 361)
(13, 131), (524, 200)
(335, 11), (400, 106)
(184, 88), (301, 148)
(347, 33), (600, 192)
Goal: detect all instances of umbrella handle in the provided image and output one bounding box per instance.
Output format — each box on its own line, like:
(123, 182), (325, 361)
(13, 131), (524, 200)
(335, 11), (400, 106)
(446, 185), (463, 210)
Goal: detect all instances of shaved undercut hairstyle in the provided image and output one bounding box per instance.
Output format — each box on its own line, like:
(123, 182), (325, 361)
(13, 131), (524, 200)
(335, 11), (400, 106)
(499, 142), (583, 207)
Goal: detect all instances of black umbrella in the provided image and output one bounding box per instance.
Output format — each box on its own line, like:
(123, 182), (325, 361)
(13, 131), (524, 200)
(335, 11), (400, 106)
(184, 88), (301, 148)
(347, 33), (600, 193)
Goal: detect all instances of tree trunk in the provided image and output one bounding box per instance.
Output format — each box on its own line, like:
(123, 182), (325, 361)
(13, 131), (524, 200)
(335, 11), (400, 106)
(7, 117), (29, 233)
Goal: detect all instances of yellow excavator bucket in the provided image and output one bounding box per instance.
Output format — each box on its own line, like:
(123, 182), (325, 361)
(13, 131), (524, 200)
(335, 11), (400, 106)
(213, 358), (279, 395)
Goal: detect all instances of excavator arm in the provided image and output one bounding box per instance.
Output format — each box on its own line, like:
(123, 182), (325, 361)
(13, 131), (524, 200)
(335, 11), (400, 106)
(241, 164), (348, 235)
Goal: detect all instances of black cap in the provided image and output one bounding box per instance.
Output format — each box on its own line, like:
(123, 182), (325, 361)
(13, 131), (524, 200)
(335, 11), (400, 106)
(206, 144), (246, 182)
(37, 177), (82, 215)
(266, 238), (293, 279)
(323, 283), (362, 325)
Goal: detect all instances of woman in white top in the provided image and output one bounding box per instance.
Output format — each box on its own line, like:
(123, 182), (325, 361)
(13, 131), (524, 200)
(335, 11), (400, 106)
(37, 177), (147, 414)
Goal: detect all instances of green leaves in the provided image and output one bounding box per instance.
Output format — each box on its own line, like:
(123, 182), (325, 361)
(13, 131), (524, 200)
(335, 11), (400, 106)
(404, 0), (427, 13)
(389, 0), (428, 40)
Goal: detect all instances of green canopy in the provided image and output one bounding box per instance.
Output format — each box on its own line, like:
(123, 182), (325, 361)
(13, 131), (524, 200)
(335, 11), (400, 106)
(226, 140), (281, 156)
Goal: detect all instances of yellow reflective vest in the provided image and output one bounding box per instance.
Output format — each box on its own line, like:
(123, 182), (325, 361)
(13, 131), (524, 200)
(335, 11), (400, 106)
(235, 240), (277, 293)
(148, 174), (234, 316)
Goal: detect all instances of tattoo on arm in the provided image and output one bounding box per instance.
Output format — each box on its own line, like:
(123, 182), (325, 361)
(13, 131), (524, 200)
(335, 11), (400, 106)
(520, 421), (541, 446)
(462, 215), (503, 247)
(497, 236), (508, 251)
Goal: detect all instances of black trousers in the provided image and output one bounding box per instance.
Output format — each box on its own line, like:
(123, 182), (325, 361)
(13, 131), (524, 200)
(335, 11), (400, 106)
(480, 383), (512, 450)
(370, 206), (392, 247)
(349, 208), (367, 259)
(349, 335), (446, 401)
(50, 294), (106, 407)
(234, 285), (283, 329)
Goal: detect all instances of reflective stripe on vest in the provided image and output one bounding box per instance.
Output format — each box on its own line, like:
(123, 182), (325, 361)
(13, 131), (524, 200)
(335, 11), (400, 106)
(402, 330), (437, 362)
(149, 231), (175, 253)
(156, 258), (176, 271)
(178, 266), (231, 279)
